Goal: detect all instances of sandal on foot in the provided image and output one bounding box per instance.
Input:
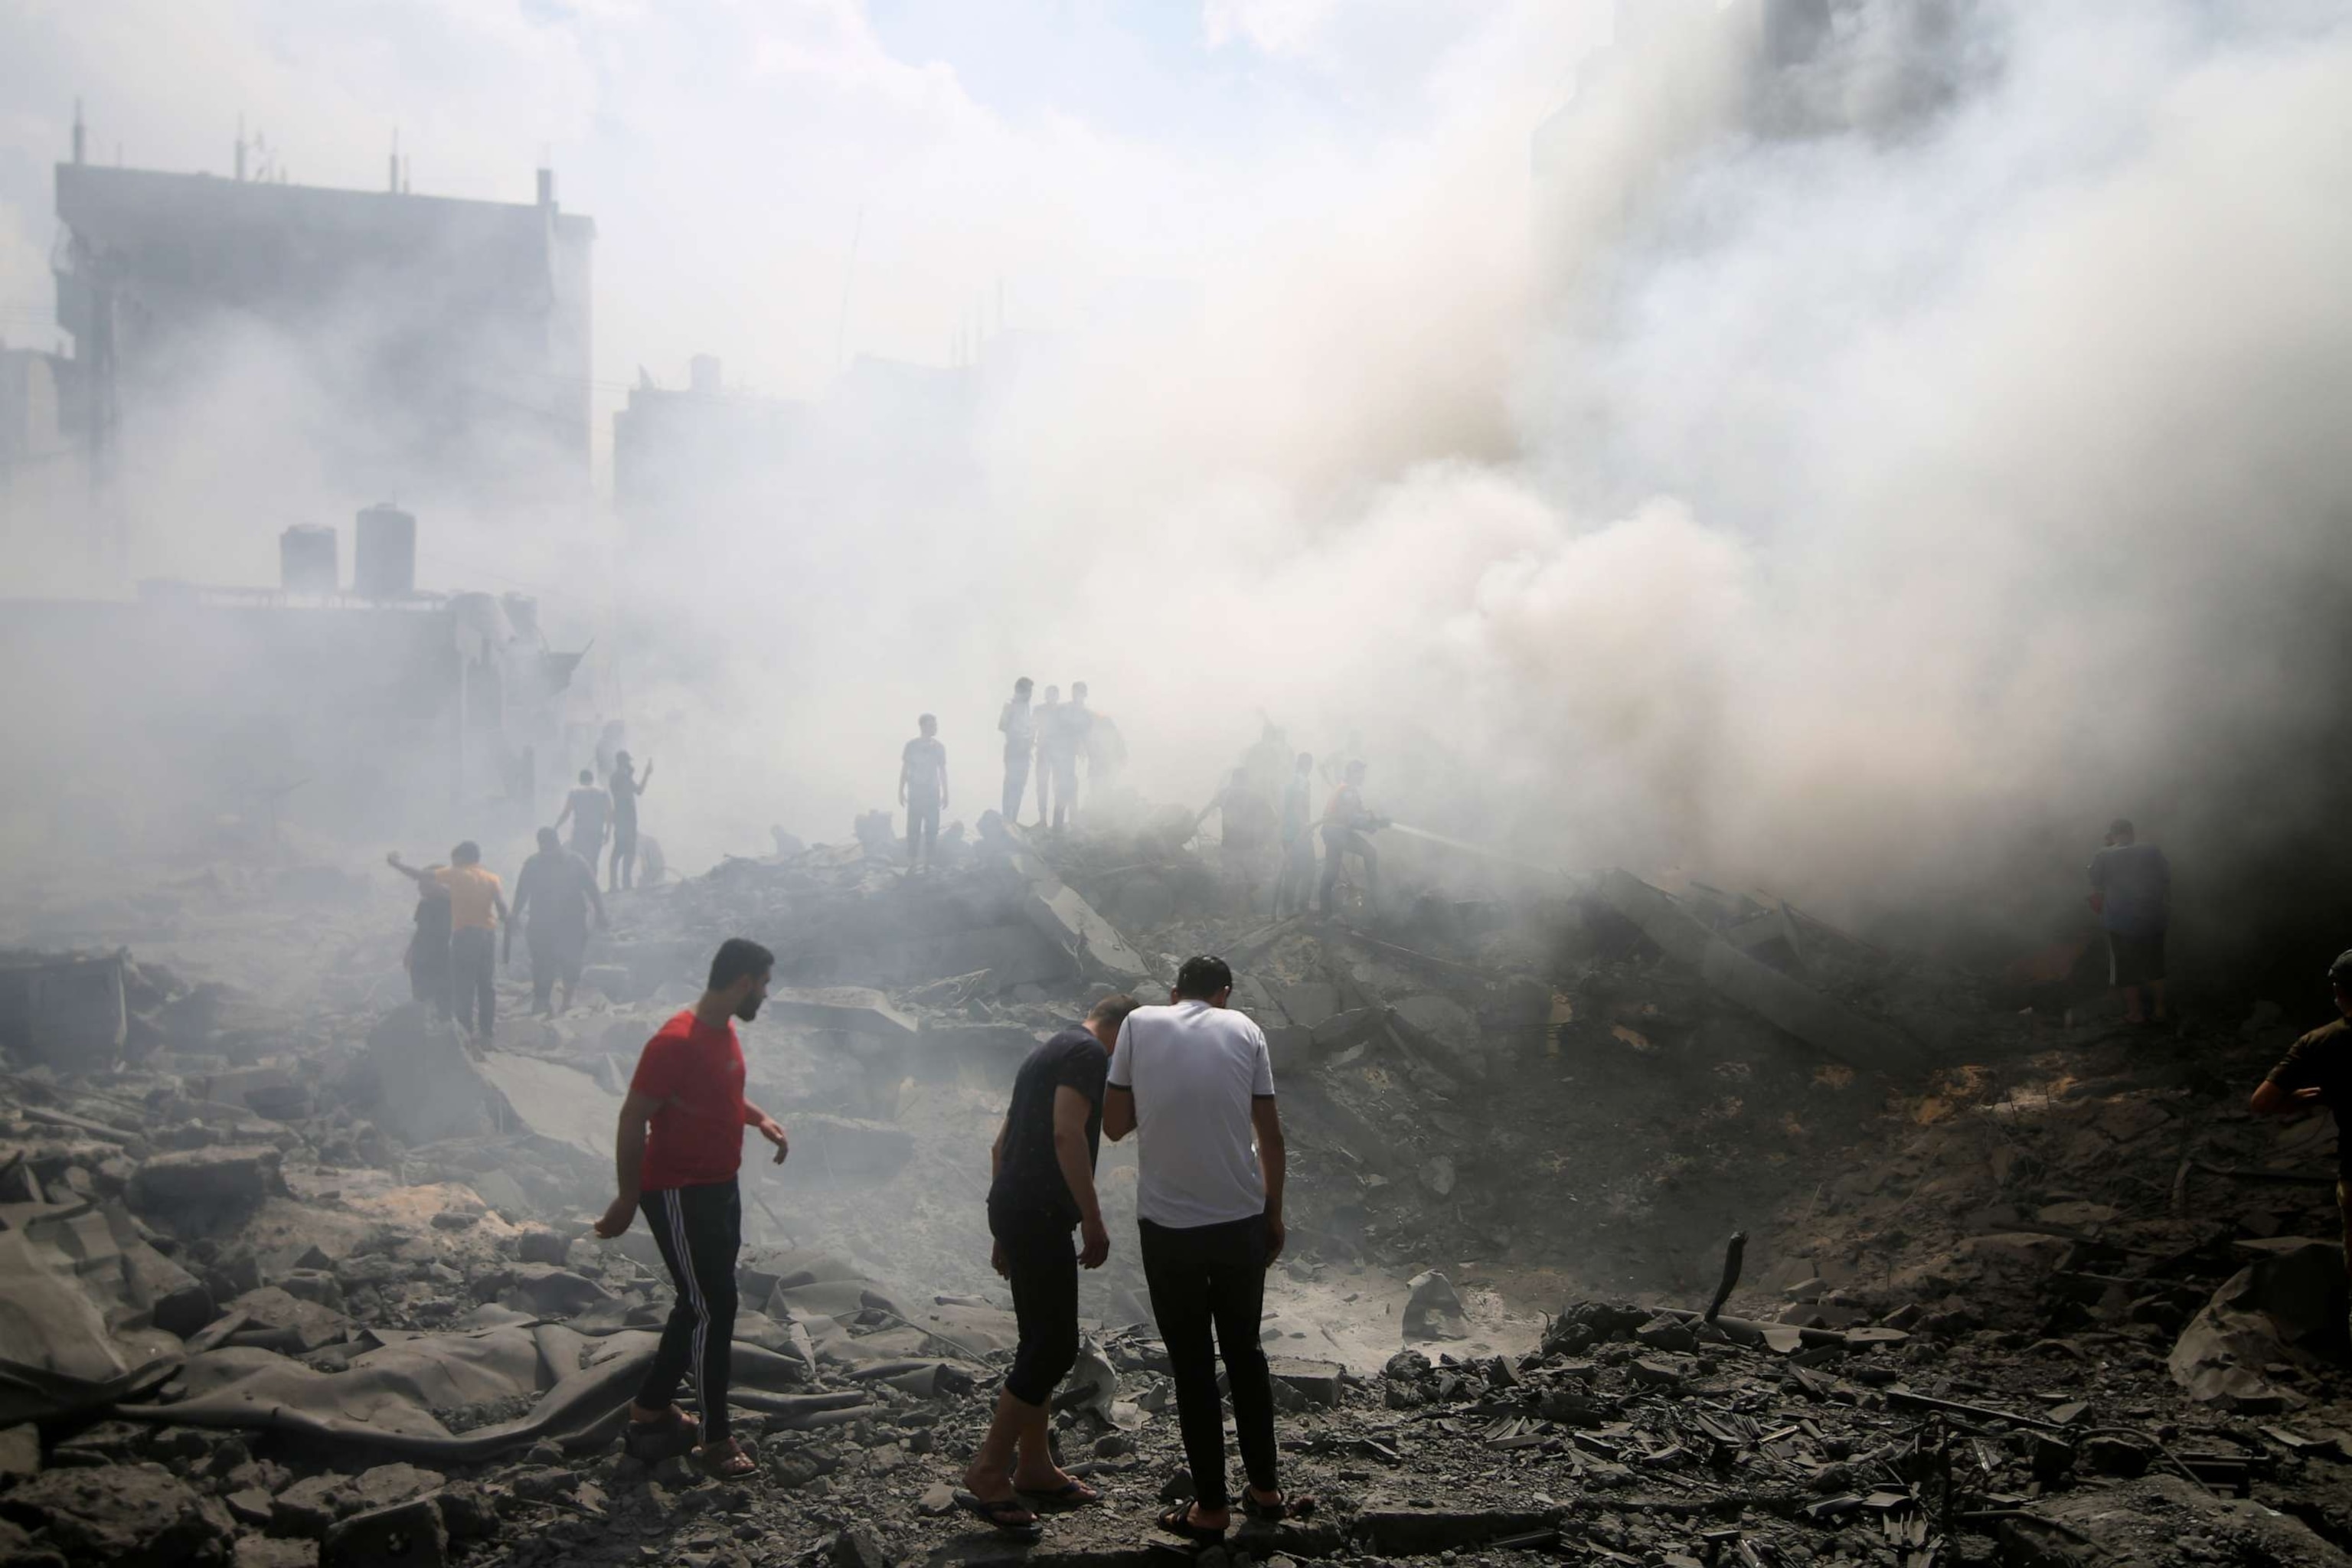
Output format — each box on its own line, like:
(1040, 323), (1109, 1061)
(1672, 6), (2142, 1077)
(696, 1441), (757, 1480)
(1242, 1491), (1316, 1523)
(1158, 1504), (1227, 1544)
(623, 1406), (698, 1459)
(954, 1493), (1041, 1534)
(1018, 1479), (1102, 1511)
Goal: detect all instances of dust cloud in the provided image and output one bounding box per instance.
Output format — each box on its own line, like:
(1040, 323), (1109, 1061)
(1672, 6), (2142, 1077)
(4, 1), (2350, 969)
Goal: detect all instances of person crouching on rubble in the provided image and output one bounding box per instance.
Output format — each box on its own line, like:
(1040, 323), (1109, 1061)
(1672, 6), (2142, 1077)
(1106, 956), (1312, 1543)
(594, 938), (789, 1480)
(956, 991), (1145, 1533)
(2249, 949), (2352, 1321)
(387, 844), (508, 1048)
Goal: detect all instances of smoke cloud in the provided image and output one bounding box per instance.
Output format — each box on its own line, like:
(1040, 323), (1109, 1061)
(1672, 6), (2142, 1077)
(5, 1), (2350, 973)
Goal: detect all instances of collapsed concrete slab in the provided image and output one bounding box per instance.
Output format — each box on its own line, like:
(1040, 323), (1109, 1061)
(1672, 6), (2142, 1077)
(1595, 870), (1924, 1072)
(364, 1005), (497, 1145)
(764, 986), (918, 1038)
(978, 812), (1155, 990)
(0, 949), (127, 1071)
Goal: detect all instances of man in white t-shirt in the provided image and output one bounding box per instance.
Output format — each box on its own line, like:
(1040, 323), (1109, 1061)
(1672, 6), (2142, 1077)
(1103, 956), (1308, 1542)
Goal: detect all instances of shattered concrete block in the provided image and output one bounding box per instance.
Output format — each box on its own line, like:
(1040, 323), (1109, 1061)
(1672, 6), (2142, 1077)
(128, 1145), (284, 1216)
(1999, 1475), (2352, 1568)
(977, 812), (1155, 988)
(0, 949), (128, 1071)
(364, 1005), (495, 1145)
(831, 1524), (890, 1568)
(763, 986), (918, 1037)
(0, 1462), (235, 1566)
(516, 1228), (570, 1266)
(320, 1496), (448, 1568)
(1267, 1357), (1345, 1410)
(271, 1474), (346, 1537)
(0, 1425), (38, 1484)
(1403, 1271), (1469, 1342)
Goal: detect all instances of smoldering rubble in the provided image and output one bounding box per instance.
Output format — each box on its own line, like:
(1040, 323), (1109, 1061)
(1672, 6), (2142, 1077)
(0, 812), (2350, 1568)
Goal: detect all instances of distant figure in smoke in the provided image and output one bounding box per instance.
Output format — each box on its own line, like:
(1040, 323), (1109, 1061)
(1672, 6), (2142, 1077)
(1086, 701), (1127, 795)
(594, 939), (789, 1482)
(1033, 685), (1067, 830)
(2250, 950), (2352, 1315)
(998, 678), (1035, 823)
(1242, 719), (1289, 805)
(900, 714), (950, 872)
(1103, 956), (1308, 1541)
(403, 871), (456, 1024)
(609, 751), (653, 893)
(1195, 767), (1278, 913)
(2086, 817), (2171, 1024)
(1054, 682), (1096, 830)
(387, 844), (509, 1047)
(1318, 760), (1385, 919)
(1275, 752), (1318, 919)
(955, 991), (1145, 1532)
(511, 827), (606, 1016)
(554, 768), (611, 863)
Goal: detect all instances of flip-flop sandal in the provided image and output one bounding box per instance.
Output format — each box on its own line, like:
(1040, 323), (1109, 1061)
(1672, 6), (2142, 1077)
(697, 1442), (758, 1480)
(1017, 1479), (1102, 1511)
(1241, 1491), (1316, 1523)
(1157, 1504), (1227, 1544)
(623, 1407), (699, 1459)
(954, 1492), (1042, 1535)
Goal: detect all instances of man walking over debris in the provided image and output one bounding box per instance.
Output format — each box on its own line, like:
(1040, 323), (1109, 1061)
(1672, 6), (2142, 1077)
(2250, 950), (2352, 1306)
(387, 844), (508, 1047)
(609, 752), (653, 893)
(509, 828), (606, 1016)
(1318, 760), (1385, 919)
(1103, 956), (1310, 1541)
(900, 714), (950, 872)
(1194, 768), (1278, 912)
(554, 769), (610, 862)
(998, 678), (1036, 823)
(403, 871), (455, 1023)
(594, 939), (789, 1481)
(2086, 817), (2171, 1024)
(1276, 751), (1318, 918)
(956, 992), (1146, 1531)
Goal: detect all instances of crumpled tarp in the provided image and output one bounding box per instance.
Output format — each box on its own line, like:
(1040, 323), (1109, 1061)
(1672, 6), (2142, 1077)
(0, 1199), (188, 1425)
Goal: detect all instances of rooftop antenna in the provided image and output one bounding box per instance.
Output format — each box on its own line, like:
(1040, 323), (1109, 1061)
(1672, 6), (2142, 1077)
(236, 114), (247, 181)
(388, 126), (399, 194)
(71, 100), (84, 165)
(402, 155), (411, 195)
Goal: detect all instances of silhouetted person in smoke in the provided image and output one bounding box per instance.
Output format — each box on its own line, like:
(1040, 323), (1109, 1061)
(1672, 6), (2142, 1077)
(955, 992), (1144, 1532)
(511, 827), (606, 1016)
(1195, 768), (1278, 913)
(2086, 817), (2170, 1024)
(2249, 950), (2352, 1317)
(388, 843), (509, 1047)
(555, 768), (611, 862)
(1104, 956), (1309, 1542)
(1276, 752), (1318, 918)
(403, 873), (456, 1024)
(609, 751), (653, 892)
(900, 714), (950, 872)
(1049, 683), (1095, 830)
(1034, 685), (1067, 830)
(998, 678), (1035, 824)
(594, 939), (789, 1482)
(1318, 760), (1384, 919)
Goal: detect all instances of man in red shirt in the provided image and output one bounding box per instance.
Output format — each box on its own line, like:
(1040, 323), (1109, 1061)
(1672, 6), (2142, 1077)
(594, 939), (789, 1479)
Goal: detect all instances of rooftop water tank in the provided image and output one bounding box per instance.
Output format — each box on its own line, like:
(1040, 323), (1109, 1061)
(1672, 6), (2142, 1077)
(354, 505), (416, 599)
(279, 524), (338, 596)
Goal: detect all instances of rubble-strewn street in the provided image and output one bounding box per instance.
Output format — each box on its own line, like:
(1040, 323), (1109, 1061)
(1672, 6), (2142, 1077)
(2, 811), (2349, 1568)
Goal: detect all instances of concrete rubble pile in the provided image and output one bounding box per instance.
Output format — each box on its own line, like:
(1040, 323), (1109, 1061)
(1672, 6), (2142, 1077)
(0, 821), (2348, 1568)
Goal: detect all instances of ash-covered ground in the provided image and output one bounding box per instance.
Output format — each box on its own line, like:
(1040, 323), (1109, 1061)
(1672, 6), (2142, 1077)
(2, 808), (2350, 1568)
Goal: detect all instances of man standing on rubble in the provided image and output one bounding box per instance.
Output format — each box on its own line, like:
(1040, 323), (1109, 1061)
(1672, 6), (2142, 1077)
(1050, 683), (1094, 831)
(1318, 760), (1385, 920)
(956, 992), (1146, 1531)
(609, 752), (653, 893)
(1194, 768), (1278, 912)
(1103, 956), (1310, 1543)
(2249, 950), (2352, 1312)
(509, 828), (606, 1016)
(1033, 684), (1068, 830)
(387, 844), (508, 1047)
(900, 714), (950, 873)
(998, 678), (1036, 823)
(2086, 818), (2171, 1024)
(554, 769), (611, 864)
(1276, 752), (1318, 918)
(594, 938), (789, 1481)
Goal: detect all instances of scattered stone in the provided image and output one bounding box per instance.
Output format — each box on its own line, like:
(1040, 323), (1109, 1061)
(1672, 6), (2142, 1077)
(0, 1462), (234, 1567)
(320, 1496), (448, 1568)
(127, 1145), (283, 1215)
(1403, 1271), (1469, 1342)
(830, 1524), (888, 1568)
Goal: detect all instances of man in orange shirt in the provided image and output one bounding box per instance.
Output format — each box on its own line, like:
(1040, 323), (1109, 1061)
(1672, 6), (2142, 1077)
(594, 939), (789, 1480)
(388, 844), (511, 1047)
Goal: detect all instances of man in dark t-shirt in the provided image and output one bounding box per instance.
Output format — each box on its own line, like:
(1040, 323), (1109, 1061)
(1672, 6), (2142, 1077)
(2252, 949), (2352, 1315)
(900, 714), (949, 872)
(956, 993), (1145, 1531)
(2086, 818), (2171, 1024)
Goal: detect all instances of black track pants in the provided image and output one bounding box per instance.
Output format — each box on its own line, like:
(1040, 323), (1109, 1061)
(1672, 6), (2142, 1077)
(637, 1180), (742, 1443)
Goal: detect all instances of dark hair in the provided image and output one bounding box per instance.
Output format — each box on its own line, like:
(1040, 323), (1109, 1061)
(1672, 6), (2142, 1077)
(537, 828), (560, 849)
(1174, 956), (1233, 1000)
(920, 713), (936, 727)
(2330, 950), (2352, 985)
(579, 769), (593, 785)
(2109, 817), (2135, 838)
(452, 841), (481, 865)
(709, 938), (776, 991)
(1087, 993), (1145, 1031)
(1014, 677), (1033, 691)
